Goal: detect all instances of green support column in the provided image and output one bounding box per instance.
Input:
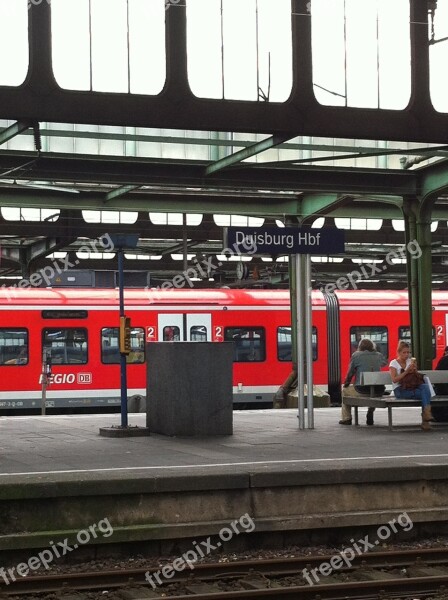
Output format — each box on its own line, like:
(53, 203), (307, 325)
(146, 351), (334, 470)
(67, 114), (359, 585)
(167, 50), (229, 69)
(416, 214), (433, 370)
(402, 198), (419, 360)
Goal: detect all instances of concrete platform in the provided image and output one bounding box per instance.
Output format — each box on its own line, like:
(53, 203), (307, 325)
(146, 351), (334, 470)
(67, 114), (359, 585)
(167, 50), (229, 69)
(1, 408), (448, 552)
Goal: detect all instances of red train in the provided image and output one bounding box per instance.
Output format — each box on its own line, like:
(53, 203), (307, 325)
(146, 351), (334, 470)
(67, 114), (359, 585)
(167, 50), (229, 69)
(0, 287), (446, 411)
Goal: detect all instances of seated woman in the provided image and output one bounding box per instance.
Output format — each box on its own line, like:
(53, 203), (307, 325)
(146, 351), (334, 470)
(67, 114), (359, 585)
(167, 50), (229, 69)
(389, 340), (433, 431)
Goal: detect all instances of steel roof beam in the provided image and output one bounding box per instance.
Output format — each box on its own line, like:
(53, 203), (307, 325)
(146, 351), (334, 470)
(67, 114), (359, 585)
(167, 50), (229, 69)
(6, 128), (448, 162)
(300, 193), (350, 219)
(105, 185), (141, 202)
(0, 152), (418, 195)
(0, 120), (35, 147)
(205, 134), (292, 176)
(418, 159), (448, 202)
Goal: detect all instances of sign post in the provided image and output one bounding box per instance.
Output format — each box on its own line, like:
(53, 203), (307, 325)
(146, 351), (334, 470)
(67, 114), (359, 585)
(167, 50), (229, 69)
(226, 226), (345, 429)
(41, 348), (51, 416)
(109, 234), (139, 429)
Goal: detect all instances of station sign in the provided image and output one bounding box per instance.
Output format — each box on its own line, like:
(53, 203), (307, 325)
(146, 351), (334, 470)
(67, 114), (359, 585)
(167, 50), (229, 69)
(226, 227), (345, 255)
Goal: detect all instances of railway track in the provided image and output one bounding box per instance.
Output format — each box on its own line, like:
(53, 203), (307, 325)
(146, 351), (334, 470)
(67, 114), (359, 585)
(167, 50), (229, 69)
(2, 547), (448, 599)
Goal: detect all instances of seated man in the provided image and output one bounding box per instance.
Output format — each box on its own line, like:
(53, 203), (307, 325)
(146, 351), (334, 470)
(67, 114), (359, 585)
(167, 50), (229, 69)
(340, 338), (387, 426)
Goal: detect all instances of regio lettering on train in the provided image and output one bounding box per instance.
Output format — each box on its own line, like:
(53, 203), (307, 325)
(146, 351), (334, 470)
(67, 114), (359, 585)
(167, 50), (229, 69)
(38, 373), (76, 385)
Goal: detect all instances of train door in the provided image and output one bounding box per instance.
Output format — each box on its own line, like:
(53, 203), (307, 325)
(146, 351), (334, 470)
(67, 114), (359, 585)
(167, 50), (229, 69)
(157, 314), (212, 342)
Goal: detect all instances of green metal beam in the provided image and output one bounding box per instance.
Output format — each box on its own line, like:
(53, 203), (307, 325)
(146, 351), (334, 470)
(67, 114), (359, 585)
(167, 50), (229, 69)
(321, 204), (403, 219)
(105, 185), (140, 202)
(0, 120), (34, 147)
(259, 145), (448, 168)
(5, 188), (448, 219)
(418, 159), (448, 201)
(0, 189), (302, 216)
(4, 128), (448, 164)
(205, 134), (291, 176)
(300, 193), (348, 219)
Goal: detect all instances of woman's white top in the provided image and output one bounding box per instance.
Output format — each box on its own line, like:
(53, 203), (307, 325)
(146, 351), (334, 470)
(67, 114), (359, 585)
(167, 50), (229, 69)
(389, 358), (411, 389)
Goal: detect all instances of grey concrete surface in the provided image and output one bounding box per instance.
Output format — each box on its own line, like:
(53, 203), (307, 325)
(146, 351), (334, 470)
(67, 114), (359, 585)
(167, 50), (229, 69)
(1, 408), (448, 550)
(1, 408), (448, 484)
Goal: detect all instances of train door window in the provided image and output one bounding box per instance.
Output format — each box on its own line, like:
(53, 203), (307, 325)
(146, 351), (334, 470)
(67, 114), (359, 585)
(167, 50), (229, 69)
(277, 326), (318, 361)
(101, 327), (145, 364)
(190, 326), (207, 342)
(163, 326), (180, 341)
(350, 326), (388, 360)
(398, 326), (436, 359)
(0, 329), (28, 366)
(42, 328), (88, 364)
(224, 327), (266, 362)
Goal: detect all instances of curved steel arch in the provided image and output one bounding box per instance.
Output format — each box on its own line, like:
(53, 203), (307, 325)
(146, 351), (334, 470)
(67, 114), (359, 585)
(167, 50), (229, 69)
(0, 1), (447, 143)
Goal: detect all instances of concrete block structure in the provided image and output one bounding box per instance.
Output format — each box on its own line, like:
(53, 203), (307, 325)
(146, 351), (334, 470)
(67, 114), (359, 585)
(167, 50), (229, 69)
(146, 342), (233, 436)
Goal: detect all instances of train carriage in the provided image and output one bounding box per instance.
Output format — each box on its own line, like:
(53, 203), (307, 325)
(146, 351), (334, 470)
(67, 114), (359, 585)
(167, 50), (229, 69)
(0, 287), (446, 412)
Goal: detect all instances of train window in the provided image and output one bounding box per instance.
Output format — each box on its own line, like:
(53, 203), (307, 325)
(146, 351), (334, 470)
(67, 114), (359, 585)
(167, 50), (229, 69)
(0, 329), (28, 366)
(350, 326), (388, 360)
(277, 326), (318, 362)
(43, 328), (88, 365)
(101, 327), (145, 364)
(163, 326), (180, 341)
(224, 327), (266, 362)
(398, 326), (436, 360)
(190, 326), (207, 342)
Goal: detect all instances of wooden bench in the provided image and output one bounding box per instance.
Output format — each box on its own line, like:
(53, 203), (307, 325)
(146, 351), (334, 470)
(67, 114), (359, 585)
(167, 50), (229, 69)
(343, 370), (448, 430)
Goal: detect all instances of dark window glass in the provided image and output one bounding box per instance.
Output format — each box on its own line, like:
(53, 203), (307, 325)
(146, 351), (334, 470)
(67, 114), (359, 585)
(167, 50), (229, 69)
(0, 329), (28, 366)
(42, 310), (88, 319)
(101, 327), (145, 364)
(398, 326), (436, 359)
(163, 326), (180, 341)
(224, 327), (266, 362)
(350, 326), (388, 360)
(43, 328), (87, 364)
(277, 326), (318, 361)
(190, 325), (207, 342)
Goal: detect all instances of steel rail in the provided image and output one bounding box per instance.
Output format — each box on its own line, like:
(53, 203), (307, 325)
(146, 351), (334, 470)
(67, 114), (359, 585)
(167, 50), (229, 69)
(2, 547), (448, 595)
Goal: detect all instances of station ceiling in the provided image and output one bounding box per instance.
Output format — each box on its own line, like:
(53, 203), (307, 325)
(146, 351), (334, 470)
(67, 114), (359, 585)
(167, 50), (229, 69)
(0, 0), (448, 290)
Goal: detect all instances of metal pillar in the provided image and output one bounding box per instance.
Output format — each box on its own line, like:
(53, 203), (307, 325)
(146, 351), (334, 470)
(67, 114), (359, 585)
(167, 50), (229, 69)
(305, 254), (314, 429)
(288, 252), (297, 366)
(118, 247), (128, 428)
(403, 199), (420, 359)
(296, 254), (305, 429)
(416, 215), (433, 370)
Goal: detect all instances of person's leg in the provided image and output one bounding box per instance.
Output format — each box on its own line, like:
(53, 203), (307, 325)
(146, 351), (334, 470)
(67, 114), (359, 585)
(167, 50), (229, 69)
(396, 386), (432, 430)
(353, 385), (372, 424)
(416, 384), (434, 422)
(340, 400), (352, 423)
(393, 386), (415, 400)
(416, 384), (431, 408)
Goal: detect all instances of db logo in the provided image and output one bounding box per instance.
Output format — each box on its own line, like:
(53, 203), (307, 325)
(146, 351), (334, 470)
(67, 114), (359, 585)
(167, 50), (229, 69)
(77, 373), (92, 384)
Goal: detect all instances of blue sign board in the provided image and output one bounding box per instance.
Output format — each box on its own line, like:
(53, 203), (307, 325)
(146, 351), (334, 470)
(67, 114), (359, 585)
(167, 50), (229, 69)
(226, 227), (345, 255)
